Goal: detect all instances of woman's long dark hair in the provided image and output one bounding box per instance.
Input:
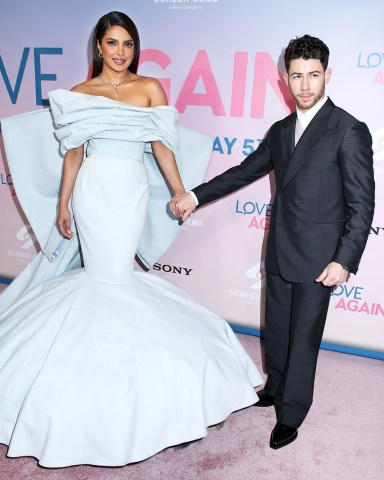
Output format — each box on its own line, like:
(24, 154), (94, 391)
(91, 11), (140, 78)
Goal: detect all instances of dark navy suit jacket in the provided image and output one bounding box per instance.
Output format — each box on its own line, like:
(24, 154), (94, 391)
(193, 99), (375, 283)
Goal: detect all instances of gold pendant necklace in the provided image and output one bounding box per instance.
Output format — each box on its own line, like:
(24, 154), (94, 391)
(98, 71), (131, 94)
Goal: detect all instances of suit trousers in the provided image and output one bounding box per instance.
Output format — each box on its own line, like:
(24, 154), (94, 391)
(264, 271), (332, 428)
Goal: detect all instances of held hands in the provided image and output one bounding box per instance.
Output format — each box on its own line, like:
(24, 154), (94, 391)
(57, 207), (73, 239)
(169, 195), (182, 218)
(169, 193), (197, 222)
(315, 262), (349, 287)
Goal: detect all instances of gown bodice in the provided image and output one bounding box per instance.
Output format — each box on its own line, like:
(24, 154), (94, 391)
(49, 89), (180, 160)
(86, 137), (145, 159)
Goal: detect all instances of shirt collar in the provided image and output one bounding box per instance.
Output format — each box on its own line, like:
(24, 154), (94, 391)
(296, 95), (328, 130)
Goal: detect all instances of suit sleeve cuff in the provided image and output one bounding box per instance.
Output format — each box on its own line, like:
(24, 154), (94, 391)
(189, 190), (199, 206)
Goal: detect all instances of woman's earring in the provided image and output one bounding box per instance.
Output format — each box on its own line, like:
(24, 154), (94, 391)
(98, 51), (102, 58)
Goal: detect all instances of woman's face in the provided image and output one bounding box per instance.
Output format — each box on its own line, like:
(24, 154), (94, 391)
(98, 25), (135, 72)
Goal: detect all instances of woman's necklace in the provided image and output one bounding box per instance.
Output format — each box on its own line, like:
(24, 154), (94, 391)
(98, 71), (131, 94)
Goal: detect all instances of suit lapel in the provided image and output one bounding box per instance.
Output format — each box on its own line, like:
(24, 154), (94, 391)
(280, 114), (296, 164)
(281, 99), (335, 189)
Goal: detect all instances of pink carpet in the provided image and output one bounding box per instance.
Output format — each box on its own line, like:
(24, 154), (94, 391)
(0, 329), (383, 480)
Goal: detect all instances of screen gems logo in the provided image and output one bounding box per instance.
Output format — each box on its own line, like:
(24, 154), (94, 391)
(16, 225), (37, 249)
(246, 262), (266, 289)
(228, 261), (266, 304)
(153, 0), (219, 11)
(154, 0), (219, 2)
(182, 217), (204, 230)
(7, 225), (38, 262)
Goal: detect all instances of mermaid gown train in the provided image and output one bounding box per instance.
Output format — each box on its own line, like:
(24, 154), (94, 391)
(0, 90), (262, 467)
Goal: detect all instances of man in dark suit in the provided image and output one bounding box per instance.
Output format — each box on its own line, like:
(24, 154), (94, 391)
(171, 35), (375, 449)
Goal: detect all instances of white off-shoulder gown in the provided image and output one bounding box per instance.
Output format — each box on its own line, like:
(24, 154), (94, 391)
(0, 90), (262, 468)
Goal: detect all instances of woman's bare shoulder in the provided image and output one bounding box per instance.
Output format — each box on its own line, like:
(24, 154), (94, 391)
(133, 75), (168, 106)
(71, 78), (100, 94)
(136, 75), (162, 89)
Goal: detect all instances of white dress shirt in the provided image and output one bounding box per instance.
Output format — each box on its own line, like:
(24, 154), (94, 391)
(296, 95), (328, 132)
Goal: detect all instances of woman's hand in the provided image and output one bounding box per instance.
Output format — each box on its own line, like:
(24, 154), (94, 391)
(56, 145), (84, 239)
(170, 194), (182, 217)
(57, 207), (73, 239)
(175, 193), (197, 221)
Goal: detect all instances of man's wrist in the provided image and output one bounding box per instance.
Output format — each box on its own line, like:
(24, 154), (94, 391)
(188, 190), (199, 206)
(335, 262), (349, 271)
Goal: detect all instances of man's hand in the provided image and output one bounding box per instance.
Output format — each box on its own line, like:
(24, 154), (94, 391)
(315, 262), (349, 287)
(175, 193), (197, 221)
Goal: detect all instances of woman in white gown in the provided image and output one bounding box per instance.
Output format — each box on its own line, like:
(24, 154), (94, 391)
(0, 12), (262, 467)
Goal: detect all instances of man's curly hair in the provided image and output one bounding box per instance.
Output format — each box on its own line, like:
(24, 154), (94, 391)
(284, 34), (329, 72)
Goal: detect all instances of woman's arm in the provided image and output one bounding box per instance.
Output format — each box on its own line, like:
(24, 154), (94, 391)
(147, 78), (185, 197)
(151, 141), (185, 196)
(57, 145), (84, 238)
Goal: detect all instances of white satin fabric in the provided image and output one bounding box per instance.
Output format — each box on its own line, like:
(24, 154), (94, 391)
(0, 91), (262, 467)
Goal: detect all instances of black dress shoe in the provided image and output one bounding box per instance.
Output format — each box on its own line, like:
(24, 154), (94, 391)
(253, 389), (275, 407)
(270, 422), (298, 449)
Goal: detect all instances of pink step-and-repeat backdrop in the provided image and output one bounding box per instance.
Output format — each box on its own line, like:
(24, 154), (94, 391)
(1, 0), (383, 359)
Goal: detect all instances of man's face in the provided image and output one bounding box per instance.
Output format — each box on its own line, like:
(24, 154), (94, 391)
(284, 58), (332, 113)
